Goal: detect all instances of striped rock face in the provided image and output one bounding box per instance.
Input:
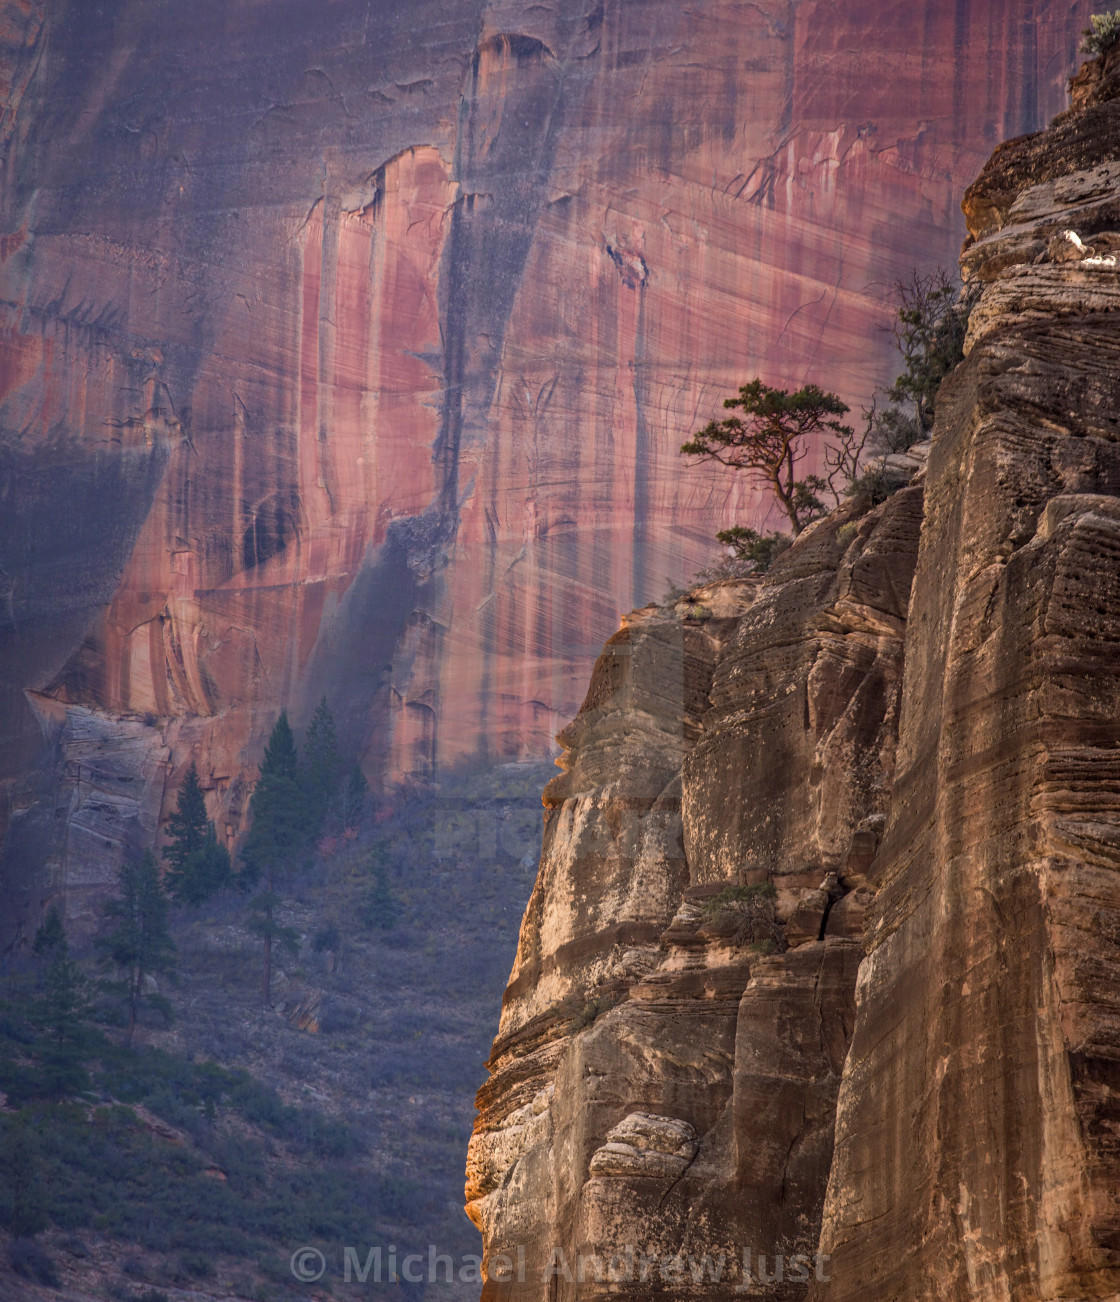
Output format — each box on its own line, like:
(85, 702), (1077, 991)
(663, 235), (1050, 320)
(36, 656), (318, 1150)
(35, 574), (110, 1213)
(0, 0), (1091, 941)
(470, 44), (1120, 1302)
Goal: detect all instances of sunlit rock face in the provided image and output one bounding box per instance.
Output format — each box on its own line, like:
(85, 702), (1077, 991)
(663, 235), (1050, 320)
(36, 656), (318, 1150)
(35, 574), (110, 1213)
(466, 487), (924, 1300)
(0, 0), (1091, 942)
(812, 44), (1120, 1302)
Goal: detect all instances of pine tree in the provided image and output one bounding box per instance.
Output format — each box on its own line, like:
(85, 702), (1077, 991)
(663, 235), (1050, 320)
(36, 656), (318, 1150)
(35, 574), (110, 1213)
(32, 906), (66, 957)
(29, 916), (92, 1100)
(340, 764), (368, 831)
(34, 953), (92, 1099)
(363, 844), (399, 931)
(164, 763), (232, 906)
(97, 852), (176, 1048)
(680, 380), (854, 534)
(241, 714), (307, 1003)
(304, 698), (341, 836)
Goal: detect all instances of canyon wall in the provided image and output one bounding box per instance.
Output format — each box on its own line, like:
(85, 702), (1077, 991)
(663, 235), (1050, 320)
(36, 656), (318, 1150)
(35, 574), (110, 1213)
(0, 0), (1092, 943)
(467, 482), (925, 1297)
(470, 43), (1120, 1302)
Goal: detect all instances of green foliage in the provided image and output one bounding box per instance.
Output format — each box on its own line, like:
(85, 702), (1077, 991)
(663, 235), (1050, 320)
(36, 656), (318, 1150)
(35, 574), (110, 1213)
(0, 1096), (394, 1265)
(241, 714), (310, 1003)
(240, 714), (307, 890)
(164, 763), (232, 907)
(363, 845), (399, 931)
(340, 763), (369, 830)
(715, 526), (793, 573)
(97, 852), (177, 1047)
(845, 464), (910, 506)
(0, 1123), (50, 1237)
(9, 1237), (59, 1286)
(32, 949), (94, 1100)
(681, 380), (854, 534)
(311, 920), (341, 954)
(245, 891), (300, 958)
(32, 906), (66, 957)
(1081, 10), (1120, 54)
(869, 268), (976, 453)
(573, 993), (619, 1030)
(304, 698), (342, 836)
(836, 520), (860, 549)
(701, 882), (783, 949)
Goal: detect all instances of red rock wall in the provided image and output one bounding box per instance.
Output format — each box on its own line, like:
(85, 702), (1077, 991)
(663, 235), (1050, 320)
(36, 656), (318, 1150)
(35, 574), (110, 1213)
(0, 0), (1093, 938)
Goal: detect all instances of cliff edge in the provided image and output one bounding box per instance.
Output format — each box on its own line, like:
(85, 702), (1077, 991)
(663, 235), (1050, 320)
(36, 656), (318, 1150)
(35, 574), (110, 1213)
(469, 44), (1120, 1301)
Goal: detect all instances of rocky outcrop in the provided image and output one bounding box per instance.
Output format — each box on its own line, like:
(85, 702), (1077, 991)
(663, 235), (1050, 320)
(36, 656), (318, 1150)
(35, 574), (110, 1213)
(467, 483), (924, 1298)
(471, 43), (1120, 1302)
(0, 0), (1092, 943)
(813, 42), (1120, 1302)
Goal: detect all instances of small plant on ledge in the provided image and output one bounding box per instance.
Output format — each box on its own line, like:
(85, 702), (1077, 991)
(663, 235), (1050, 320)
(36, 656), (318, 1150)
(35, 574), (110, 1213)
(701, 882), (784, 950)
(1081, 11), (1120, 56)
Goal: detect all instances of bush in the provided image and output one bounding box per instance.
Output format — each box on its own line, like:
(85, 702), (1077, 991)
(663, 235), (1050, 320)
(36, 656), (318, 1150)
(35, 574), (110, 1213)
(9, 1237), (59, 1286)
(845, 465), (909, 505)
(702, 883), (784, 949)
(573, 993), (619, 1030)
(715, 526), (792, 573)
(1081, 11), (1120, 55)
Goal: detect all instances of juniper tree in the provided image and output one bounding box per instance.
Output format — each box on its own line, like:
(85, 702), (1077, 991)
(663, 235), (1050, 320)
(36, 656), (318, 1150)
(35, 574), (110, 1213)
(681, 380), (855, 535)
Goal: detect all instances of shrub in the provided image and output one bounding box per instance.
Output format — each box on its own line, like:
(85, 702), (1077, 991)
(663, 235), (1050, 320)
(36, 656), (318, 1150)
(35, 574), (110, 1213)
(836, 521), (860, 549)
(702, 883), (784, 949)
(715, 526), (792, 573)
(573, 994), (619, 1030)
(845, 465), (910, 506)
(9, 1237), (59, 1286)
(1081, 11), (1120, 55)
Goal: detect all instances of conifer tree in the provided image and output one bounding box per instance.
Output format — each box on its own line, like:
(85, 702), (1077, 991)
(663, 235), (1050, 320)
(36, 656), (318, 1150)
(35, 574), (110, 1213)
(32, 906), (66, 957)
(164, 763), (232, 906)
(304, 698), (341, 836)
(97, 852), (176, 1048)
(340, 764), (368, 831)
(30, 913), (92, 1099)
(363, 844), (399, 931)
(680, 380), (853, 534)
(241, 713), (306, 1003)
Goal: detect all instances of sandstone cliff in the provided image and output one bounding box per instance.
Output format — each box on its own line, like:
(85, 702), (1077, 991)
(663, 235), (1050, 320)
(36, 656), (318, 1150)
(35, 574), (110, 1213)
(469, 43), (1120, 1302)
(467, 482), (925, 1297)
(0, 0), (1091, 945)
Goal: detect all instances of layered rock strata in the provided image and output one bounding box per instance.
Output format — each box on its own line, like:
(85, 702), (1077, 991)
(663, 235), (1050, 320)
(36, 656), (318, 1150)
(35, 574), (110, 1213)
(466, 482), (924, 1299)
(813, 42), (1120, 1302)
(472, 44), (1120, 1302)
(0, 0), (1092, 944)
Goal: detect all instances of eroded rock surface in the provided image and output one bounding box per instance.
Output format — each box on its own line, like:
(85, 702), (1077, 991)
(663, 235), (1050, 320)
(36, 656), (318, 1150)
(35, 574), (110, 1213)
(0, 0), (1092, 943)
(813, 42), (1120, 1302)
(467, 487), (923, 1299)
(472, 44), (1120, 1302)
